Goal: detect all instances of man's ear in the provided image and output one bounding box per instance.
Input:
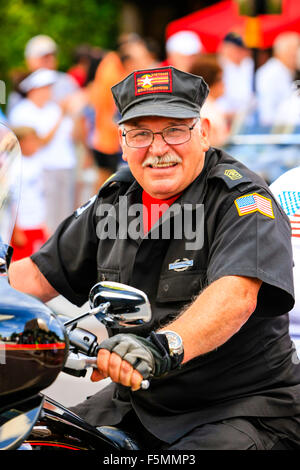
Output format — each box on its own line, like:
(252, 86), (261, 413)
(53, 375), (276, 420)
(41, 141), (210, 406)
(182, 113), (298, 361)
(118, 127), (127, 162)
(200, 118), (210, 151)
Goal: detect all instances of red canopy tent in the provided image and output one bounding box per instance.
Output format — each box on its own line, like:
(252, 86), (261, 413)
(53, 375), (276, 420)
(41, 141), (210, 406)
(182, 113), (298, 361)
(166, 0), (300, 52)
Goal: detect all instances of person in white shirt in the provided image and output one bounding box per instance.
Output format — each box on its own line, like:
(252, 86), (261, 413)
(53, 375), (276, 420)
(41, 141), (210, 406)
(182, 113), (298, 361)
(6, 35), (79, 116)
(216, 32), (255, 126)
(10, 126), (49, 261)
(256, 31), (300, 126)
(9, 69), (77, 234)
(190, 56), (230, 147)
(270, 167), (300, 359)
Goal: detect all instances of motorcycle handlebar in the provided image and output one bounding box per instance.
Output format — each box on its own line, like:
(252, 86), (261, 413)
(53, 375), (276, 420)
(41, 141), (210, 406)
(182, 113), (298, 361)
(65, 325), (150, 390)
(64, 351), (150, 390)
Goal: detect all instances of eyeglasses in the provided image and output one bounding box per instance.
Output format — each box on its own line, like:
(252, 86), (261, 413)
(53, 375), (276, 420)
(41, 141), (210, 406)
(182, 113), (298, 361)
(122, 119), (199, 148)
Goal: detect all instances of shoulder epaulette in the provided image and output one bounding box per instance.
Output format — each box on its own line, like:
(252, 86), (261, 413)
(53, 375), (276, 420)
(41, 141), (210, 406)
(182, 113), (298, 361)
(98, 165), (135, 195)
(74, 167), (134, 218)
(207, 163), (252, 190)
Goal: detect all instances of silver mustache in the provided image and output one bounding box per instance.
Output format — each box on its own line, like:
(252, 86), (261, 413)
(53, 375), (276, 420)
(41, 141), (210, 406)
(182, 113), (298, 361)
(142, 154), (182, 168)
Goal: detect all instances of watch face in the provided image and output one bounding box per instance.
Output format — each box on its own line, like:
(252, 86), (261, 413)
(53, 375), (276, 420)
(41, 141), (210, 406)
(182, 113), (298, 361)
(164, 331), (183, 355)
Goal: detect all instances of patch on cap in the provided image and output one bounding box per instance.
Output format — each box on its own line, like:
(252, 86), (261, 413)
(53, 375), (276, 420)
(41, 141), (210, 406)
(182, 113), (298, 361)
(134, 68), (172, 96)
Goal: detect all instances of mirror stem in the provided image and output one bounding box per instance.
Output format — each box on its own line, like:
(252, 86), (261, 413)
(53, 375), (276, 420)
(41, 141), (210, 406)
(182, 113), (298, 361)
(64, 302), (110, 327)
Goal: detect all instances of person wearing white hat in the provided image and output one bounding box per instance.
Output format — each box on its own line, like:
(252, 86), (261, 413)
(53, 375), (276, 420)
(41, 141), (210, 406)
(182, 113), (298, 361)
(163, 30), (203, 72)
(24, 34), (79, 104)
(25, 35), (58, 67)
(9, 68), (77, 235)
(6, 35), (79, 117)
(18, 68), (58, 95)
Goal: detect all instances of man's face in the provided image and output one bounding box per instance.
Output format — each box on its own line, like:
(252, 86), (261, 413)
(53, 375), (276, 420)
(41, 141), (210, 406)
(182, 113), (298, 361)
(119, 116), (210, 199)
(221, 43), (248, 65)
(27, 53), (57, 72)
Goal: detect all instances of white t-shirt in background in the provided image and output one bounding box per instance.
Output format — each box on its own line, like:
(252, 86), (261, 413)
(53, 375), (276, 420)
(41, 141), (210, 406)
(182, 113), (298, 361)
(9, 98), (76, 170)
(217, 56), (255, 114)
(256, 58), (294, 126)
(17, 154), (46, 229)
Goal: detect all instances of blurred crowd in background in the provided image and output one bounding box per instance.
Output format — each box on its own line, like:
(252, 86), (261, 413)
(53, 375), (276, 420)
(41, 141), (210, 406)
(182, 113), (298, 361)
(1, 27), (300, 261)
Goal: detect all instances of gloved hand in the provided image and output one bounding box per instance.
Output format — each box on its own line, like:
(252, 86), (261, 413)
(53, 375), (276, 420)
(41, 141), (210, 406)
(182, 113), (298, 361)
(98, 332), (181, 379)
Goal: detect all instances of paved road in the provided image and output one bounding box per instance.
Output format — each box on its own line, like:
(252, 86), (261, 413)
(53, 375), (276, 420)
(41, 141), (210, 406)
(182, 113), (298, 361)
(43, 295), (112, 407)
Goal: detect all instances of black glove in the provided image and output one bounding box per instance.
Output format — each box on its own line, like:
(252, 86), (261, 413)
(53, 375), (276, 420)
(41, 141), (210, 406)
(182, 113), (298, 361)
(98, 332), (182, 379)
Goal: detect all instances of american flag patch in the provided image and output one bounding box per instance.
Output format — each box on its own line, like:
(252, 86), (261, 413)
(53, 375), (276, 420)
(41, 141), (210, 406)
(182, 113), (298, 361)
(290, 212), (300, 238)
(277, 191), (300, 217)
(234, 193), (274, 218)
(134, 68), (172, 96)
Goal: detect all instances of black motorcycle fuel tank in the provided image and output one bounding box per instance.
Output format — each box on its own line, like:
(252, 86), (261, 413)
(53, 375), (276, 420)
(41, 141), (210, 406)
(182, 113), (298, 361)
(0, 276), (68, 406)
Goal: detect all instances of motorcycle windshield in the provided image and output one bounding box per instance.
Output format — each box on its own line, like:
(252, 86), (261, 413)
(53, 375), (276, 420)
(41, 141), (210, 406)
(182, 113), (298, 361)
(0, 123), (21, 245)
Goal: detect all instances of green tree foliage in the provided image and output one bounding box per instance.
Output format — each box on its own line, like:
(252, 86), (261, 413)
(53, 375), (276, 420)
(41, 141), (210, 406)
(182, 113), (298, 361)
(0, 0), (121, 95)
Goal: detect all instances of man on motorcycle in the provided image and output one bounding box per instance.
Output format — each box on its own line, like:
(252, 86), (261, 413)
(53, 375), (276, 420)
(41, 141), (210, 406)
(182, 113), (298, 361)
(9, 66), (300, 450)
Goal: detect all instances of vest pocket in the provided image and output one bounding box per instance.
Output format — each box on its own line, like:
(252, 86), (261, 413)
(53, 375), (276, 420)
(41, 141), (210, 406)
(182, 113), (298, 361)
(97, 267), (120, 283)
(156, 270), (207, 303)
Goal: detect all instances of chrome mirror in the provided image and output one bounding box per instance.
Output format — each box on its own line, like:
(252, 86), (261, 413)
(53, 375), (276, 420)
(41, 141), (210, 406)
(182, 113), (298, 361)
(89, 281), (152, 327)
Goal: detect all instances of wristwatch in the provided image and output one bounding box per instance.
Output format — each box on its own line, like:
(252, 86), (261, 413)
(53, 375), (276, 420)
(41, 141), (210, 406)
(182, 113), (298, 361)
(163, 330), (184, 359)
(149, 330), (184, 372)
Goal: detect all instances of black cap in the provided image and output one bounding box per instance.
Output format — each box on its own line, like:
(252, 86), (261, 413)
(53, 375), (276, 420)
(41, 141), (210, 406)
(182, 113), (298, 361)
(111, 66), (209, 124)
(223, 32), (245, 48)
